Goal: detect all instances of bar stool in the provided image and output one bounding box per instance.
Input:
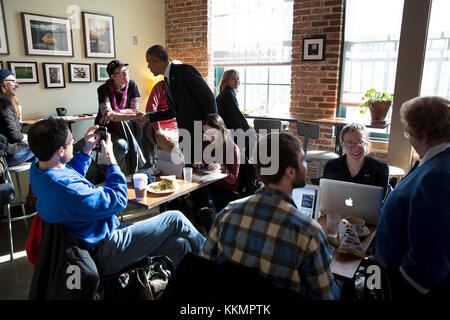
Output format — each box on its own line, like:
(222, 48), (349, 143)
(297, 120), (339, 177)
(0, 161), (37, 261)
(388, 165), (406, 188)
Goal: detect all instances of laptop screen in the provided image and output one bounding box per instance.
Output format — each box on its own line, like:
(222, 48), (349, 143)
(292, 185), (320, 220)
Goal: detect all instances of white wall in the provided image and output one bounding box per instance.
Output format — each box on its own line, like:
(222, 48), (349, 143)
(3, 0), (165, 139)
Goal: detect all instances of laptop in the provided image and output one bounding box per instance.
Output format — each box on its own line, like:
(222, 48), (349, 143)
(292, 184), (321, 220)
(319, 178), (383, 225)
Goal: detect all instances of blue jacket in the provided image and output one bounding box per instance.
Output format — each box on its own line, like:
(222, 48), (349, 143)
(376, 148), (450, 292)
(30, 151), (128, 248)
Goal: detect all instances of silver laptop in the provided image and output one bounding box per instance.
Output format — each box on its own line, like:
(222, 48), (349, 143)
(319, 178), (383, 225)
(292, 184), (321, 220)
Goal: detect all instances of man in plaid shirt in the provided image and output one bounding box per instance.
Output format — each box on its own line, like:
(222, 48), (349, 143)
(201, 132), (339, 300)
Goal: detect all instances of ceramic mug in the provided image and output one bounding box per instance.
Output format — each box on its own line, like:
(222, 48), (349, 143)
(56, 107), (67, 116)
(345, 216), (365, 235)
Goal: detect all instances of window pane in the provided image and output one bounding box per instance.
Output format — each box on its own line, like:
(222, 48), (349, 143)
(420, 0), (450, 98)
(211, 0), (293, 65)
(246, 66), (268, 83)
(339, 0), (404, 140)
(245, 84), (268, 113)
(268, 85), (290, 114)
(269, 65), (291, 84)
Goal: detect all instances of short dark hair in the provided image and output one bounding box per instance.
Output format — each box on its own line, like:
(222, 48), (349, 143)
(28, 118), (69, 161)
(254, 132), (303, 185)
(146, 45), (169, 62)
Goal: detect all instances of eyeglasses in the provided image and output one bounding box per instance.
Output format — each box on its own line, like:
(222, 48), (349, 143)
(403, 131), (410, 139)
(343, 140), (367, 148)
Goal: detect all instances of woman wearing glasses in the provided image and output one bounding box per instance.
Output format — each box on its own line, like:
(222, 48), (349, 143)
(0, 69), (34, 166)
(376, 96), (449, 299)
(322, 122), (389, 196)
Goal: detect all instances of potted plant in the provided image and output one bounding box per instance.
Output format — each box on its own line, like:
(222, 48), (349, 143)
(360, 88), (394, 122)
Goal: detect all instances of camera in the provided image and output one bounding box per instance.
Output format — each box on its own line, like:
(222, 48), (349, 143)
(94, 126), (107, 144)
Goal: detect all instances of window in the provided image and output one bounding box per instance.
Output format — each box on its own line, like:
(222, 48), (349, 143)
(420, 0), (450, 99)
(338, 0), (404, 141)
(211, 0), (293, 114)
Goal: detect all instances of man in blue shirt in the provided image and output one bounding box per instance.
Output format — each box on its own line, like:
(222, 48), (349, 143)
(201, 132), (339, 300)
(28, 118), (205, 276)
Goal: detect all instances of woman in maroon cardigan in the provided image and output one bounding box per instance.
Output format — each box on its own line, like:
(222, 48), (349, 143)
(190, 114), (240, 231)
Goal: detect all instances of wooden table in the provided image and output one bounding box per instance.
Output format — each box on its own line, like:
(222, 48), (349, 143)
(22, 114), (97, 131)
(317, 216), (377, 281)
(127, 172), (227, 210)
(245, 113), (391, 155)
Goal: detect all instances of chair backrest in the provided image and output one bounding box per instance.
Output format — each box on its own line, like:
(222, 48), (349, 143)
(162, 253), (303, 302)
(296, 120), (320, 153)
(253, 119), (282, 134)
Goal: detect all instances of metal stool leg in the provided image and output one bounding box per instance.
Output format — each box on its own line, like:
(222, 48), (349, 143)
(5, 204), (14, 261)
(13, 171), (30, 230)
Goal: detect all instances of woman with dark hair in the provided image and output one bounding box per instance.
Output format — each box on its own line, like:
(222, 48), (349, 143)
(0, 69), (34, 166)
(216, 70), (250, 132)
(322, 123), (389, 197)
(376, 96), (450, 300)
(191, 114), (241, 233)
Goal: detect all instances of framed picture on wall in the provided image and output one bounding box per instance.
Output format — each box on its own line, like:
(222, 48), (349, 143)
(7, 61), (39, 84)
(68, 63), (91, 83)
(21, 12), (74, 57)
(0, 0), (10, 55)
(42, 62), (65, 88)
(302, 36), (326, 61)
(95, 63), (109, 82)
(82, 12), (115, 58)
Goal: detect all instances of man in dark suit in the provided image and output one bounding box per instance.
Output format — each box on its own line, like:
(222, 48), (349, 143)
(142, 45), (217, 164)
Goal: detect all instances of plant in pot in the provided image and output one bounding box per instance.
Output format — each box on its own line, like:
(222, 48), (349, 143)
(360, 88), (394, 122)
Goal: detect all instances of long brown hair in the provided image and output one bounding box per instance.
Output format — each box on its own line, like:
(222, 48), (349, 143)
(219, 69), (238, 93)
(203, 113), (234, 163)
(0, 80), (21, 119)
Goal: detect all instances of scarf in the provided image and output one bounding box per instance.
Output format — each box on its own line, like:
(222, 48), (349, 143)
(108, 80), (129, 112)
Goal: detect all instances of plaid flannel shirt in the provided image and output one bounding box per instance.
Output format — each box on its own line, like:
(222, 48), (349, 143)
(201, 186), (340, 300)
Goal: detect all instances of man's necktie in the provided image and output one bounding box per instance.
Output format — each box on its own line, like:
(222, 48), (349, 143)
(163, 77), (174, 104)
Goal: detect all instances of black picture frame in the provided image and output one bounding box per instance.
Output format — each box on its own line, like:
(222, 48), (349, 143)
(42, 62), (65, 88)
(7, 61), (39, 84)
(21, 12), (74, 57)
(82, 12), (115, 58)
(302, 36), (326, 61)
(0, 0), (9, 55)
(68, 63), (91, 83)
(95, 63), (109, 82)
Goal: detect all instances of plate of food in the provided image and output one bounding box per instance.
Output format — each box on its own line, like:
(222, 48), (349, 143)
(147, 175), (179, 194)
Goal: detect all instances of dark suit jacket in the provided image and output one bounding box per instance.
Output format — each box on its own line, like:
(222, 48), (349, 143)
(216, 86), (250, 131)
(147, 64), (217, 163)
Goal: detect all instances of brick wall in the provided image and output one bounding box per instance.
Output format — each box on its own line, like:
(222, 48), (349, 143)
(165, 0), (214, 87)
(290, 0), (344, 153)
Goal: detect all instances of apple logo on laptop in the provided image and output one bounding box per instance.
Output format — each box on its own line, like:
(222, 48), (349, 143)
(345, 198), (354, 207)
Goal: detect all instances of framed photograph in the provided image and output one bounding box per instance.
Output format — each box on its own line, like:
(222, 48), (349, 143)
(68, 63), (91, 83)
(0, 0), (9, 55)
(21, 12), (73, 57)
(95, 63), (109, 82)
(82, 12), (115, 58)
(42, 62), (65, 88)
(7, 61), (39, 84)
(302, 36), (326, 61)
